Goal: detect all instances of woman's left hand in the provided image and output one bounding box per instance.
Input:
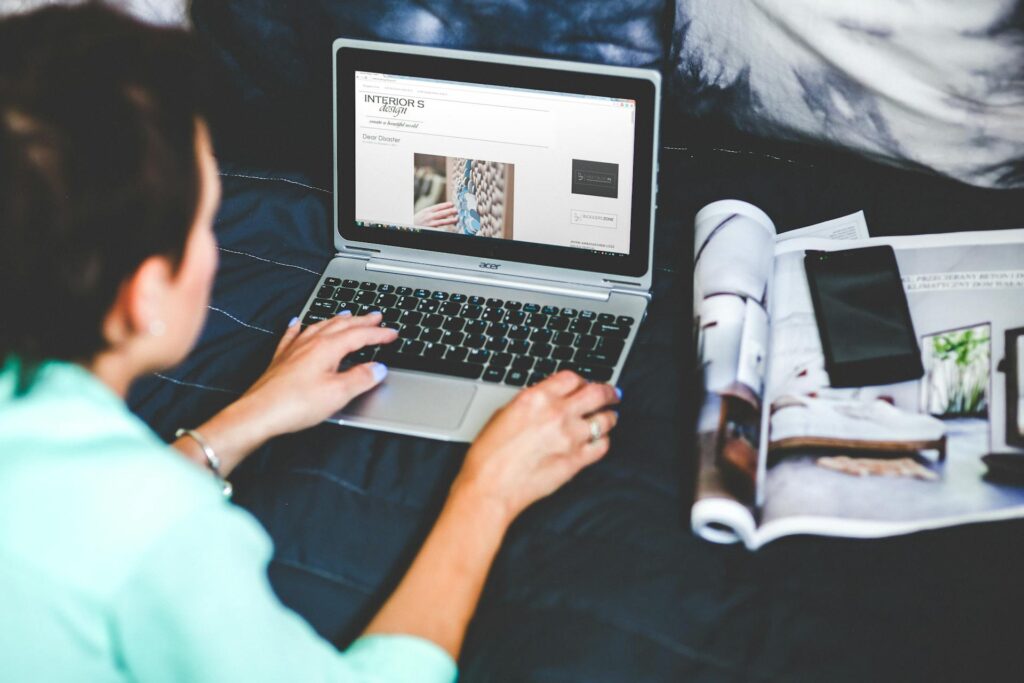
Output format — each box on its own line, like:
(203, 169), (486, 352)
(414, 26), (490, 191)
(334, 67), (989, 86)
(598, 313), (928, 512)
(174, 312), (397, 475)
(240, 312), (398, 438)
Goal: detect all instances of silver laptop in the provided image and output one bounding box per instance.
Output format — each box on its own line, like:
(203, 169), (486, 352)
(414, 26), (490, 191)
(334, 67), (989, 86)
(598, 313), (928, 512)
(297, 39), (661, 442)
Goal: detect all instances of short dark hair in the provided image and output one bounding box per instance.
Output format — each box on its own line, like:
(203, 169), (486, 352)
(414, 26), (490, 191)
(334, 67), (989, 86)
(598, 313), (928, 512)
(0, 2), (212, 392)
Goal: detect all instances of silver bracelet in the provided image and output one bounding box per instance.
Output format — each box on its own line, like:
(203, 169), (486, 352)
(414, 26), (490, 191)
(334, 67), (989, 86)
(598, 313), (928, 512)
(175, 428), (233, 499)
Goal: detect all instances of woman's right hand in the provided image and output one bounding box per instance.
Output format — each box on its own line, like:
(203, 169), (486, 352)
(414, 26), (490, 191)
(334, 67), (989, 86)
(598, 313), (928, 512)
(451, 371), (621, 524)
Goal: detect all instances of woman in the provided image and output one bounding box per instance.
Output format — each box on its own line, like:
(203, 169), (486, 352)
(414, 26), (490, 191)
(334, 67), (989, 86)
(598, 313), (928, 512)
(0, 5), (620, 681)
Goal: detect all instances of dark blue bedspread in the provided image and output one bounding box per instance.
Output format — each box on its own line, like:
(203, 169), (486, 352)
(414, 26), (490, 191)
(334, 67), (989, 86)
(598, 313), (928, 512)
(129, 134), (1024, 680)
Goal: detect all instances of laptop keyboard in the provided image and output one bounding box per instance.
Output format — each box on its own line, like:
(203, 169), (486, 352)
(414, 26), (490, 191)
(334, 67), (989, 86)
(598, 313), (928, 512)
(303, 277), (635, 386)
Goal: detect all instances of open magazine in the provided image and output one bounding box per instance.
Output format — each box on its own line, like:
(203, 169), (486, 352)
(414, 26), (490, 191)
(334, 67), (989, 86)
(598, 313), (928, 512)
(691, 200), (1024, 549)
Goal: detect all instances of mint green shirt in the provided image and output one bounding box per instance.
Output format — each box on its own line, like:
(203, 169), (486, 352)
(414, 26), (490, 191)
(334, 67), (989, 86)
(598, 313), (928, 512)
(0, 360), (456, 682)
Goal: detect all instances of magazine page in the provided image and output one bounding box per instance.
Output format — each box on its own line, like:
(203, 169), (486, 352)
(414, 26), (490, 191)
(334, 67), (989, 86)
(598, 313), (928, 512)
(753, 229), (1024, 548)
(689, 201), (869, 545)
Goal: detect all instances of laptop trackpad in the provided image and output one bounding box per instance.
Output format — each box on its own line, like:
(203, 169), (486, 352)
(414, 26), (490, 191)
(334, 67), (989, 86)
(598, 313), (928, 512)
(339, 371), (476, 430)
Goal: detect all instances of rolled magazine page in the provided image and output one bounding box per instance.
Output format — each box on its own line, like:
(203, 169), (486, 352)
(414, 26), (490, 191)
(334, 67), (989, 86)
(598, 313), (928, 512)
(691, 201), (776, 544)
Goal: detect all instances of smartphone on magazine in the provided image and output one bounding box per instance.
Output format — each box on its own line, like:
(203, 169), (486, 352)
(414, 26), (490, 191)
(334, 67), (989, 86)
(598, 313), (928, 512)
(804, 245), (924, 388)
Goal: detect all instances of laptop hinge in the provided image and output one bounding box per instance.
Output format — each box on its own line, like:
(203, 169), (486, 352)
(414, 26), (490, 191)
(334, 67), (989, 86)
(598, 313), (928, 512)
(359, 257), (614, 302)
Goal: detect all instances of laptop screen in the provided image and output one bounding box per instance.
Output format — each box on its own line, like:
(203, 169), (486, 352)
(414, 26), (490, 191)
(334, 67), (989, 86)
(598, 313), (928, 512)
(335, 46), (658, 278)
(354, 71), (636, 257)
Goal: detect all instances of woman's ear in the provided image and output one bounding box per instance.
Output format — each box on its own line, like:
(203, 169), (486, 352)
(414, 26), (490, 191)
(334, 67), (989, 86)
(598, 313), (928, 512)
(101, 254), (176, 347)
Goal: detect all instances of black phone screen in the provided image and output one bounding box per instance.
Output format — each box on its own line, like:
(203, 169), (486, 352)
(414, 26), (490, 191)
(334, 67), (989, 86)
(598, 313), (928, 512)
(805, 246), (924, 387)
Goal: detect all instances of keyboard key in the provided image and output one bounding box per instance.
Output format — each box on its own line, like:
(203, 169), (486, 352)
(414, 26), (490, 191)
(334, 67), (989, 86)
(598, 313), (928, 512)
(490, 352), (513, 368)
(553, 331), (575, 346)
(333, 287), (356, 302)
(483, 366), (506, 383)
(442, 317), (465, 332)
(446, 346), (468, 362)
(529, 343), (552, 359)
(358, 304), (381, 316)
(561, 308), (578, 318)
(505, 369), (527, 386)
(317, 285), (335, 298)
(527, 372), (547, 386)
(416, 300), (439, 313)
(508, 339), (530, 355)
(354, 291), (377, 304)
(359, 281), (377, 291)
(551, 346), (573, 361)
(466, 348), (491, 364)
(442, 330), (465, 346)
(377, 284), (395, 294)
(375, 350), (484, 380)
(450, 293), (467, 303)
(529, 328), (552, 343)
(569, 319), (590, 335)
(396, 286), (413, 296)
(400, 310), (422, 325)
(591, 323), (629, 339)
(575, 349), (617, 366)
(468, 295), (486, 306)
(431, 291), (449, 301)
(485, 336), (508, 352)
(324, 277), (342, 287)
(413, 288), (430, 298)
(482, 307), (505, 322)
(598, 313), (616, 324)
(397, 296), (418, 310)
(617, 315), (635, 326)
(342, 279), (359, 288)
(465, 320), (487, 335)
(377, 293), (397, 307)
(440, 301), (462, 316)
(574, 364), (613, 382)
(579, 310), (596, 320)
(542, 305), (559, 316)
(595, 337), (625, 357)
(421, 328), (443, 343)
(336, 301), (357, 315)
(506, 310), (526, 325)
(424, 342), (447, 359)
(422, 313), (444, 328)
(399, 325), (421, 340)
(464, 334), (486, 349)
(535, 358), (557, 373)
(310, 299), (336, 315)
(504, 301), (522, 311)
(403, 339), (425, 356)
(511, 356), (533, 371)
(577, 334), (598, 351)
(462, 304), (483, 319)
(523, 303), (540, 313)
(303, 312), (328, 325)
(486, 322), (509, 337)
(548, 315), (571, 331)
(525, 313), (548, 328)
(507, 324), (530, 340)
(486, 298), (503, 307)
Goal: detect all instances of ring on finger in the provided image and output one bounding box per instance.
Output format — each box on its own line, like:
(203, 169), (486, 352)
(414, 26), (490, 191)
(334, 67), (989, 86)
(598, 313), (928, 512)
(588, 417), (602, 444)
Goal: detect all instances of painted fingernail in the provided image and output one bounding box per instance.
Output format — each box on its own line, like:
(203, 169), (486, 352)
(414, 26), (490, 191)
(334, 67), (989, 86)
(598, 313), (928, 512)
(287, 316), (300, 327)
(370, 362), (388, 382)
(615, 386), (623, 399)
(336, 310), (353, 316)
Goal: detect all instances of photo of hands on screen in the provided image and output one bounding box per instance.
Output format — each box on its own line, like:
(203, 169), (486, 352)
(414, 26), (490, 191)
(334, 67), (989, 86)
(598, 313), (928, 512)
(412, 154), (515, 238)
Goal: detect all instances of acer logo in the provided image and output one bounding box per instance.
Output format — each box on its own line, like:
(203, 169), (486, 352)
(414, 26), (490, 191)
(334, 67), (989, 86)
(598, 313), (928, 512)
(478, 262), (501, 270)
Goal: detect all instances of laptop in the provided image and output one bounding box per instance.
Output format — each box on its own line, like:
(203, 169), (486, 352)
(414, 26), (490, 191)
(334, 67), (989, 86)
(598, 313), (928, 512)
(297, 38), (661, 442)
